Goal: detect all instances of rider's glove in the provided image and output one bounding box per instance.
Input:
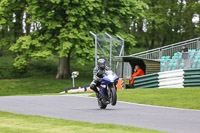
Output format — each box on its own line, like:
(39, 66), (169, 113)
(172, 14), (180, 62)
(97, 77), (102, 82)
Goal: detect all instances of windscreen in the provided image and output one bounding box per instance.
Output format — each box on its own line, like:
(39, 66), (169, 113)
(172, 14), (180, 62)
(105, 70), (116, 76)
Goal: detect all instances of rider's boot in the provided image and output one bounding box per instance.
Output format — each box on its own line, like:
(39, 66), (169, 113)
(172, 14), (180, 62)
(96, 92), (100, 98)
(90, 84), (101, 99)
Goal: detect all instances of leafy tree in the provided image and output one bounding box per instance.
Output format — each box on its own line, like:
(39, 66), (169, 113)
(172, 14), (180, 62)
(10, 0), (145, 79)
(182, 0), (200, 39)
(132, 0), (200, 49)
(0, 0), (28, 56)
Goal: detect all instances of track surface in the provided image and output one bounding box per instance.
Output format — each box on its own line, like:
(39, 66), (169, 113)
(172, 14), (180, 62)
(0, 95), (200, 133)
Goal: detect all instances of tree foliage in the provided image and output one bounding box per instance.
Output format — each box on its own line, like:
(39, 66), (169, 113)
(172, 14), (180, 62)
(0, 0), (199, 78)
(132, 0), (200, 49)
(1, 0), (144, 77)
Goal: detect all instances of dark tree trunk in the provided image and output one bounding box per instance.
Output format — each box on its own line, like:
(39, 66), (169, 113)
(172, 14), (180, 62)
(14, 10), (24, 42)
(3, 26), (8, 37)
(157, 36), (161, 47)
(56, 55), (71, 79)
(145, 37), (150, 49)
(150, 19), (156, 49)
(162, 36), (167, 46)
(137, 20), (143, 33)
(25, 13), (31, 35)
(150, 39), (155, 49)
(0, 27), (8, 56)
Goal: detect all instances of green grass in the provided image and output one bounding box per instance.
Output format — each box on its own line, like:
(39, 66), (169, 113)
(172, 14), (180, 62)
(117, 87), (200, 110)
(0, 75), (93, 96)
(0, 56), (15, 79)
(0, 111), (162, 133)
(0, 55), (94, 96)
(0, 78), (69, 96)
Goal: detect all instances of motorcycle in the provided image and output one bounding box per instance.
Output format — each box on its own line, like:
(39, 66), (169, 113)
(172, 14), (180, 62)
(97, 70), (119, 109)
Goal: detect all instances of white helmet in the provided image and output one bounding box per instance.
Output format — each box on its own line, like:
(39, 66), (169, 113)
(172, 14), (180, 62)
(98, 58), (106, 69)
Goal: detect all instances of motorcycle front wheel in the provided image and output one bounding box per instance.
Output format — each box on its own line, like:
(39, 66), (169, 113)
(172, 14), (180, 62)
(110, 86), (117, 106)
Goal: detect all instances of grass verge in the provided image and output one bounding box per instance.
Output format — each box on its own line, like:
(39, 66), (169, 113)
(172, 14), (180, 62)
(0, 111), (162, 133)
(0, 56), (93, 96)
(0, 77), (91, 96)
(117, 87), (200, 110)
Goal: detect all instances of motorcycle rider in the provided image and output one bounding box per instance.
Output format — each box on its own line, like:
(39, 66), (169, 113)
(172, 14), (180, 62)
(90, 58), (111, 98)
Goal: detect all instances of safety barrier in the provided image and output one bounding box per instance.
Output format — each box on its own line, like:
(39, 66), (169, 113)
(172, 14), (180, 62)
(134, 69), (200, 88)
(134, 73), (159, 88)
(184, 69), (200, 87)
(158, 70), (184, 88)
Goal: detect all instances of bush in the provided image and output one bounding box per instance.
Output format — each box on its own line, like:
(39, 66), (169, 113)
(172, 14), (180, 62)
(0, 56), (58, 79)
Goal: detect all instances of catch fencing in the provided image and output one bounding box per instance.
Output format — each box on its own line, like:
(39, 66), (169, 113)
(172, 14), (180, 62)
(90, 31), (124, 71)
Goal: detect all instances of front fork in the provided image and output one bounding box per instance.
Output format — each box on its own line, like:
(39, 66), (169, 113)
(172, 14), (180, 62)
(100, 83), (117, 96)
(99, 84), (106, 95)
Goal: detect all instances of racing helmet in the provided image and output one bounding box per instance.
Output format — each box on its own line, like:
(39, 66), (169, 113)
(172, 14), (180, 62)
(98, 58), (106, 69)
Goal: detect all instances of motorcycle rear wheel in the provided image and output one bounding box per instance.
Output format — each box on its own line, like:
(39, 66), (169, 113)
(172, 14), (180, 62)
(97, 98), (107, 109)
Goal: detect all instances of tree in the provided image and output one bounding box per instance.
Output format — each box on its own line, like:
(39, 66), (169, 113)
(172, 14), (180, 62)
(133, 0), (180, 49)
(182, 0), (199, 39)
(132, 0), (200, 50)
(0, 0), (28, 56)
(10, 0), (145, 79)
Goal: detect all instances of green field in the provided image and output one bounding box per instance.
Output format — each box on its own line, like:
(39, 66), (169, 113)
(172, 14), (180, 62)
(0, 56), (93, 96)
(0, 111), (162, 133)
(117, 87), (200, 110)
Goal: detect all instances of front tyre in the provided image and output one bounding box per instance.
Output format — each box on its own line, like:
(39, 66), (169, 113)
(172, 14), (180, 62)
(97, 98), (107, 109)
(111, 86), (117, 106)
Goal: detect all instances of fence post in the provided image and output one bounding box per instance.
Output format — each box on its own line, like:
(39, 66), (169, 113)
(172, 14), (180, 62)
(90, 31), (97, 66)
(159, 48), (162, 59)
(116, 35), (124, 56)
(116, 35), (125, 69)
(197, 38), (200, 50)
(105, 32), (112, 68)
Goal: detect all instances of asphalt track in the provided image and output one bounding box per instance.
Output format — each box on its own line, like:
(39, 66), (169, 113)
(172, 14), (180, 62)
(0, 95), (200, 133)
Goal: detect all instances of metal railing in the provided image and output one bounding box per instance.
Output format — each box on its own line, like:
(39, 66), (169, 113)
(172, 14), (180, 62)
(130, 37), (200, 59)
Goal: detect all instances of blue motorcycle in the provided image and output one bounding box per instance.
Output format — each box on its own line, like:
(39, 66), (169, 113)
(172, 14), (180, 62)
(98, 70), (119, 109)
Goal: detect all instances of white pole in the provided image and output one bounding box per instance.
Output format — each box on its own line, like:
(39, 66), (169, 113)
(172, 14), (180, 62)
(116, 35), (125, 69)
(72, 77), (75, 87)
(90, 31), (98, 66)
(117, 35), (124, 56)
(105, 32), (112, 68)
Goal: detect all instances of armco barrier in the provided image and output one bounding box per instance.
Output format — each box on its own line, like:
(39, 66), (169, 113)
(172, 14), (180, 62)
(134, 80), (159, 88)
(184, 69), (200, 87)
(134, 69), (200, 88)
(158, 77), (184, 88)
(184, 69), (200, 76)
(134, 73), (159, 88)
(158, 70), (184, 88)
(134, 73), (158, 83)
(158, 70), (184, 79)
